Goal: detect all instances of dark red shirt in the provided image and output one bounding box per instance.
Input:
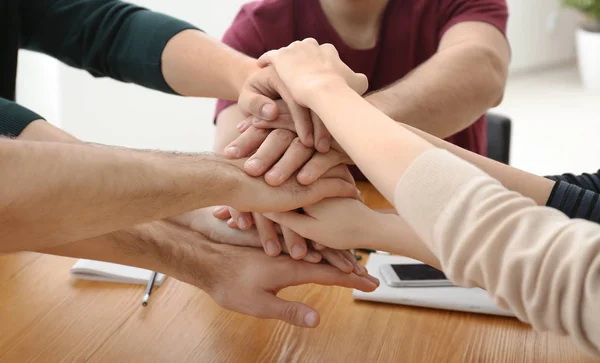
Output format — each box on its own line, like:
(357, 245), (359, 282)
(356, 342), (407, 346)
(216, 0), (508, 180)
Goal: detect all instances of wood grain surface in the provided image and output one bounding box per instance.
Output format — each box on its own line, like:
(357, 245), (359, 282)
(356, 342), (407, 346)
(0, 183), (596, 362)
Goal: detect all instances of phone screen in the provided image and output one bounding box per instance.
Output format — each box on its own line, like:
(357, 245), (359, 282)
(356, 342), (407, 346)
(391, 264), (448, 281)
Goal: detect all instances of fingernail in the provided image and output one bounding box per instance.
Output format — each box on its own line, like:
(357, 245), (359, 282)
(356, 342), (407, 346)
(267, 169), (283, 181)
(367, 275), (380, 287)
(261, 104), (276, 119)
(224, 146), (240, 158)
(298, 171), (313, 183)
(238, 217), (249, 229)
(252, 117), (262, 125)
(306, 251), (322, 263)
(265, 240), (279, 256)
(245, 159), (263, 172)
(213, 206), (226, 214)
(304, 312), (319, 327)
(356, 263), (368, 276)
(236, 121), (246, 131)
(291, 245), (306, 259)
(317, 138), (330, 152)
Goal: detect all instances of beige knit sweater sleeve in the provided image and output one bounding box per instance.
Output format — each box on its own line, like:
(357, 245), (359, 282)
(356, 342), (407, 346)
(393, 149), (600, 357)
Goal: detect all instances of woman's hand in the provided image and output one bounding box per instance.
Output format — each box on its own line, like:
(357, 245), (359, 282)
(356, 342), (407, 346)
(264, 198), (389, 251)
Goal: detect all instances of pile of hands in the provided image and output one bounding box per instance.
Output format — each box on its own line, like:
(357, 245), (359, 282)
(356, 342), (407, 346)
(166, 39), (389, 328)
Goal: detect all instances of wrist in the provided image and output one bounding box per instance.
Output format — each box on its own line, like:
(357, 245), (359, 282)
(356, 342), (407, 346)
(140, 221), (218, 291)
(306, 79), (355, 111)
(231, 58), (260, 97)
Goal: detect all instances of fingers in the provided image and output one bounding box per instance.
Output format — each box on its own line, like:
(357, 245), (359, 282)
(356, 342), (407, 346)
(212, 206), (231, 220)
(229, 207), (253, 230)
(251, 116), (296, 132)
(224, 126), (269, 158)
(265, 137), (314, 186)
(244, 129), (295, 176)
(281, 226), (308, 260)
(263, 211), (315, 241)
(308, 176), (360, 202)
(253, 213), (282, 256)
(297, 151), (346, 185)
(286, 260), (379, 292)
(238, 92), (279, 120)
(312, 241), (326, 251)
(256, 293), (321, 328)
(318, 248), (355, 274)
(339, 249), (368, 276)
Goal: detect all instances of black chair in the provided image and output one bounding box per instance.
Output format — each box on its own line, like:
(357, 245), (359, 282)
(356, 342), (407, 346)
(486, 112), (511, 165)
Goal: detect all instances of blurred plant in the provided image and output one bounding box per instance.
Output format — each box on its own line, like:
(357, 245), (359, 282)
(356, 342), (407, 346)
(564, 0), (600, 31)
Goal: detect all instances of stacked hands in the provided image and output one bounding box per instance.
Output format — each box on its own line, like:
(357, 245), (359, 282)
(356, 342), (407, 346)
(216, 39), (368, 262)
(176, 39), (385, 327)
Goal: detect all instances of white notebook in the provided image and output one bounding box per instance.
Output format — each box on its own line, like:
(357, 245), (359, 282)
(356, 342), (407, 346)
(353, 254), (514, 317)
(70, 259), (166, 286)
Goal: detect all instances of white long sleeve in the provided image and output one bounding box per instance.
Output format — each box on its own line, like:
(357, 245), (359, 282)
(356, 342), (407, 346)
(393, 149), (600, 357)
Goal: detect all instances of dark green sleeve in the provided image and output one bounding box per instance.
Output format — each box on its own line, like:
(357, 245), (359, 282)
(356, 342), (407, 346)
(0, 98), (43, 137)
(20, 0), (199, 94)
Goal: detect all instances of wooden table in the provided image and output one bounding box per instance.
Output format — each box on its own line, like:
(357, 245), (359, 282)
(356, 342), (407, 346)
(0, 183), (597, 362)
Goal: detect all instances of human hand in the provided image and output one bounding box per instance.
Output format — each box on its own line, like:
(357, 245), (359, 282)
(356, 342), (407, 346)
(226, 100), (353, 186)
(239, 43), (367, 152)
(171, 208), (368, 275)
(152, 222), (378, 328)
(222, 157), (358, 213)
(257, 38), (367, 108)
(263, 198), (389, 251)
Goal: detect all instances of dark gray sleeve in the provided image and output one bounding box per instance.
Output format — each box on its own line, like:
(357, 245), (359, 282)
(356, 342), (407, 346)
(545, 172), (600, 222)
(0, 98), (44, 137)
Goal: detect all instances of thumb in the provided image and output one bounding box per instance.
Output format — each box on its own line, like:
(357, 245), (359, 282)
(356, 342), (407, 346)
(238, 92), (279, 120)
(258, 293), (321, 328)
(306, 178), (360, 203)
(350, 73), (369, 95)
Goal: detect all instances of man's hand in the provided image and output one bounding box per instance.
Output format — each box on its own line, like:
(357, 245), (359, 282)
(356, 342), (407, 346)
(239, 44), (368, 151)
(225, 157), (358, 213)
(170, 207), (369, 275)
(226, 100), (352, 186)
(43, 220), (379, 328)
(202, 242), (377, 327)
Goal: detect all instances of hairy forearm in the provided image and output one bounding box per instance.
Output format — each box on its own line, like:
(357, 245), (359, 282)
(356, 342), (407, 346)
(0, 139), (238, 252)
(366, 43), (507, 138)
(162, 30), (257, 100)
(400, 124), (555, 205)
(40, 221), (215, 291)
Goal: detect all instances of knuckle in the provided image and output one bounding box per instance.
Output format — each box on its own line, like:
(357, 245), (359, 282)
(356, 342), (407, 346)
(283, 303), (300, 323)
(271, 129), (294, 143)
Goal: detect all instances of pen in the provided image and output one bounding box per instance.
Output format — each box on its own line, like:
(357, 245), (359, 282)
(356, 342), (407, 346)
(141, 271), (157, 306)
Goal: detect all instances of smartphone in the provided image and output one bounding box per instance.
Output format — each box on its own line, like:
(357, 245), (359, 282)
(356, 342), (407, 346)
(379, 263), (454, 287)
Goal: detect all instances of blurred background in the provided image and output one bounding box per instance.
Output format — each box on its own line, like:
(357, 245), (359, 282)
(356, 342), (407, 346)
(17, 0), (600, 176)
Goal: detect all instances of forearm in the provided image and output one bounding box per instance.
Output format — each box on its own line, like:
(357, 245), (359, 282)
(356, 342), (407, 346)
(162, 30), (258, 100)
(374, 213), (441, 269)
(366, 43), (507, 138)
(310, 84), (434, 202)
(0, 140), (238, 252)
(40, 221), (215, 291)
(401, 124), (555, 205)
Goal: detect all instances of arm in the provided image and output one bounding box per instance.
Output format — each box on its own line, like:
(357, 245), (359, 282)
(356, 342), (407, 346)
(0, 135), (357, 253)
(366, 21), (509, 138)
(20, 0), (255, 99)
(42, 220), (378, 328)
(264, 42), (600, 356)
